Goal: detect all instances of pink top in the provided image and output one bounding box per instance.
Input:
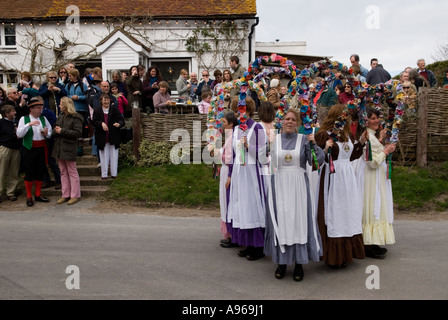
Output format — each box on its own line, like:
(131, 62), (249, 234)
(153, 91), (170, 113)
(198, 100), (211, 114)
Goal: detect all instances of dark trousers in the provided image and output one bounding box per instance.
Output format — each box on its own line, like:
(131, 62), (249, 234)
(23, 146), (47, 182)
(43, 136), (61, 184)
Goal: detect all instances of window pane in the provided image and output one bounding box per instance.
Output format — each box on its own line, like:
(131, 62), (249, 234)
(152, 61), (189, 93)
(4, 25), (15, 35)
(5, 36), (16, 46)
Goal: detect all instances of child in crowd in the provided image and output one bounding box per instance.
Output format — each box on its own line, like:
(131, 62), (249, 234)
(198, 91), (212, 114)
(110, 83), (128, 115)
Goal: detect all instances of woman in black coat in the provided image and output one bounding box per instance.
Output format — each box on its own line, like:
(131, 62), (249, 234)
(92, 93), (125, 180)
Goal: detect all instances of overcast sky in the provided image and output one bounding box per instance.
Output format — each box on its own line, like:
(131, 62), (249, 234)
(255, 0), (448, 76)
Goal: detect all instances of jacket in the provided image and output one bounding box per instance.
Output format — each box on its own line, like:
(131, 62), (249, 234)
(92, 106), (125, 150)
(316, 87), (338, 108)
(52, 112), (83, 161)
(366, 66), (391, 85)
(176, 76), (189, 99)
(125, 75), (143, 111)
(38, 82), (67, 116)
(65, 81), (88, 112)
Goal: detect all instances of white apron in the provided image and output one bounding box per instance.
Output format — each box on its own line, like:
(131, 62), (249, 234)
(323, 139), (363, 238)
(268, 134), (308, 250)
(227, 123), (266, 229)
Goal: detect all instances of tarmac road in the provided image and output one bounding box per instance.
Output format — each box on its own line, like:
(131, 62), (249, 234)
(1, 197), (447, 304)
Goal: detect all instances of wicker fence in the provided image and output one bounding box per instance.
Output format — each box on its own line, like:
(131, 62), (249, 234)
(394, 88), (448, 164)
(134, 88), (448, 165)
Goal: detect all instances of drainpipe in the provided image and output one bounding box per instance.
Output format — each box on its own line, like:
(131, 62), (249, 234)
(248, 16), (259, 65)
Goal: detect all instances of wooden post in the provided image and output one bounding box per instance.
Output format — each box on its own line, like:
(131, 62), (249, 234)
(132, 107), (141, 161)
(416, 87), (429, 167)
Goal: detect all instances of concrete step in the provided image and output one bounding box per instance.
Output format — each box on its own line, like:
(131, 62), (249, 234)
(76, 155), (99, 166)
(77, 165), (101, 176)
(42, 185), (110, 197)
(78, 146), (93, 156)
(80, 176), (113, 186)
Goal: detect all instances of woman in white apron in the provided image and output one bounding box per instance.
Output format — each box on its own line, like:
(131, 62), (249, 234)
(227, 97), (268, 261)
(360, 108), (396, 258)
(315, 104), (368, 268)
(216, 111), (239, 248)
(264, 109), (326, 281)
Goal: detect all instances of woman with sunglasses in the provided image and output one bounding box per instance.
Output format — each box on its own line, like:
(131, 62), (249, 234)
(38, 71), (67, 117)
(58, 67), (69, 86)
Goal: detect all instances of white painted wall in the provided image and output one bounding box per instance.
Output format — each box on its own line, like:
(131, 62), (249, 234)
(0, 18), (256, 86)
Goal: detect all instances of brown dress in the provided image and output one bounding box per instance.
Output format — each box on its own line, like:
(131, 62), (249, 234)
(315, 131), (366, 266)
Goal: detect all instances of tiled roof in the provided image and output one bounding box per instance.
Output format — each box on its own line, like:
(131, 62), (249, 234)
(0, 0), (257, 19)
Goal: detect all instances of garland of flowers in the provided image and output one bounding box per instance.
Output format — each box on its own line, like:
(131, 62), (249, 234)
(206, 77), (266, 155)
(207, 54), (413, 166)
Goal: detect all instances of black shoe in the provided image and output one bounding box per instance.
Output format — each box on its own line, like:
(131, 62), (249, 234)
(220, 238), (231, 244)
(365, 245), (385, 259)
(275, 265), (287, 279)
(220, 241), (239, 248)
(238, 247), (251, 257)
(26, 197), (34, 207)
(246, 247), (265, 261)
(35, 196), (49, 203)
(372, 245), (388, 256)
(8, 195), (17, 201)
(293, 264), (304, 282)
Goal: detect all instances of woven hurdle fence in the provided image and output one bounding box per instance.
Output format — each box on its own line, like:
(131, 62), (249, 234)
(132, 88), (448, 165)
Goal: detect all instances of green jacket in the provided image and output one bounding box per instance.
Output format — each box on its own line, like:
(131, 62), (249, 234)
(52, 112), (83, 161)
(317, 87), (338, 108)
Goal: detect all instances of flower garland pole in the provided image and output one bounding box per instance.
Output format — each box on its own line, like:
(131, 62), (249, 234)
(238, 82), (249, 166)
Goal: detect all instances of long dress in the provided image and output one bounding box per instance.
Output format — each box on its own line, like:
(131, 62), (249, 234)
(316, 133), (366, 266)
(264, 133), (325, 265)
(360, 128), (395, 245)
(227, 118), (267, 247)
(219, 133), (233, 237)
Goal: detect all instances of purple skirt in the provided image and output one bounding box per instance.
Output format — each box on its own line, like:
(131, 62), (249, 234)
(227, 221), (264, 248)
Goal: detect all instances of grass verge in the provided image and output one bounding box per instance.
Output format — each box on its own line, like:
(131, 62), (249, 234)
(392, 162), (448, 211)
(107, 163), (219, 208)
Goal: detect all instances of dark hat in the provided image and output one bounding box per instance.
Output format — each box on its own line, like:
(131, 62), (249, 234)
(28, 97), (44, 108)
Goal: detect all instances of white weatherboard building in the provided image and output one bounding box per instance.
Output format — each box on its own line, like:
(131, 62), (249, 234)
(0, 0), (258, 92)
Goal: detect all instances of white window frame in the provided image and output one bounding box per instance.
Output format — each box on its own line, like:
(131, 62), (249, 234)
(0, 72), (18, 87)
(0, 23), (17, 48)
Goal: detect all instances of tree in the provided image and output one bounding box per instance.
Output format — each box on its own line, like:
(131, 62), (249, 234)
(185, 20), (249, 71)
(0, 26), (98, 81)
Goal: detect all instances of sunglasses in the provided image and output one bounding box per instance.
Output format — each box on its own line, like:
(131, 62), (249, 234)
(49, 77), (57, 79)
(403, 87), (410, 89)
(202, 74), (209, 77)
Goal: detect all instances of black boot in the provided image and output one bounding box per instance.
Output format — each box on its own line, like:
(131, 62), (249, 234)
(293, 263), (304, 282)
(365, 245), (385, 259)
(246, 246), (265, 261)
(372, 245), (388, 256)
(275, 265), (287, 279)
(238, 246), (252, 257)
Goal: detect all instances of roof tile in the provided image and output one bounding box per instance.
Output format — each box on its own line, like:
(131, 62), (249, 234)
(0, 0), (257, 19)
